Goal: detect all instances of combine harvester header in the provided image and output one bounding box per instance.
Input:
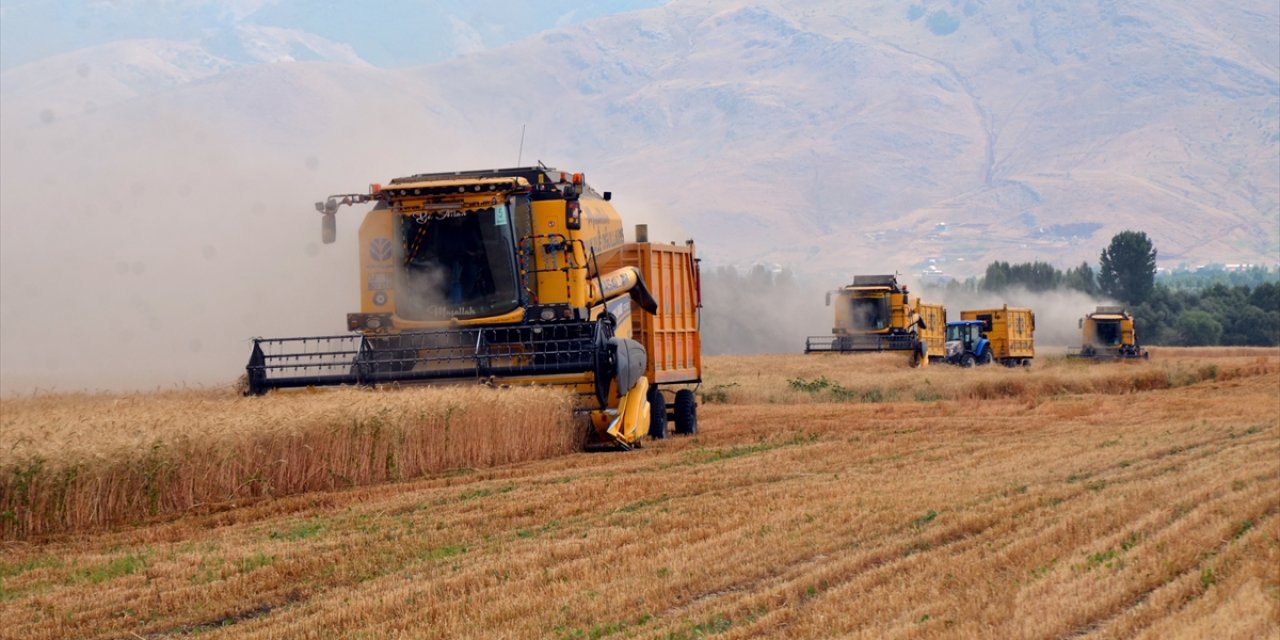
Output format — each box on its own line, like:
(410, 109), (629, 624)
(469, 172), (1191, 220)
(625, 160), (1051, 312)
(245, 165), (702, 448)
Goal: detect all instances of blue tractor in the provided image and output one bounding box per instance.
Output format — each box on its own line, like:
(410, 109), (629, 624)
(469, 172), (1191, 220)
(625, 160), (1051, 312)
(944, 320), (992, 367)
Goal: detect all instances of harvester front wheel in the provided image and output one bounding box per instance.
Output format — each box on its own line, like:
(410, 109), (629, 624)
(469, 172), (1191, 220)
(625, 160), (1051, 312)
(673, 389), (698, 435)
(648, 386), (668, 439)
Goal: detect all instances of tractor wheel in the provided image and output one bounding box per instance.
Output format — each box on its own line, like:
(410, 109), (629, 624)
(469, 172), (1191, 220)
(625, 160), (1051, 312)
(673, 389), (698, 435)
(960, 353), (976, 368)
(977, 350), (993, 366)
(648, 386), (668, 439)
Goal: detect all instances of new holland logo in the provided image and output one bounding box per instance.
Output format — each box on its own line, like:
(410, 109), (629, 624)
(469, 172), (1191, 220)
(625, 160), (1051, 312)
(369, 238), (393, 262)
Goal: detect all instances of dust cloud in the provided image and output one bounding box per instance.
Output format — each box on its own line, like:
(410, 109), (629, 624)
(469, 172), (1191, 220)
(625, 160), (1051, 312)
(0, 67), (1110, 393)
(695, 270), (1111, 355)
(917, 284), (1112, 347)
(699, 267), (831, 355)
(0, 76), (510, 394)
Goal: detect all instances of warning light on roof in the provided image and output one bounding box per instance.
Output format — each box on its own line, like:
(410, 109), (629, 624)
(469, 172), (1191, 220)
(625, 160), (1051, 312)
(369, 183), (382, 194)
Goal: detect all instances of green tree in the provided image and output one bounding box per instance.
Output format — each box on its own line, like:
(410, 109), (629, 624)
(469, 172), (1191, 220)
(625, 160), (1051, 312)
(1175, 309), (1223, 345)
(1250, 281), (1280, 312)
(983, 261), (1010, 291)
(1099, 230), (1157, 305)
(1064, 261), (1098, 296)
(1009, 261), (1063, 291)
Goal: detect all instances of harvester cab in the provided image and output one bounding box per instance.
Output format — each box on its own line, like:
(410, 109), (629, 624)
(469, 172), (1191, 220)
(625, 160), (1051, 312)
(245, 165), (703, 449)
(1068, 306), (1148, 360)
(805, 274), (945, 366)
(944, 320), (991, 367)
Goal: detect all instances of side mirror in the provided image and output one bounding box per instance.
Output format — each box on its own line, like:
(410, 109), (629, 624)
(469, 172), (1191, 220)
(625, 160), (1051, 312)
(321, 212), (336, 244)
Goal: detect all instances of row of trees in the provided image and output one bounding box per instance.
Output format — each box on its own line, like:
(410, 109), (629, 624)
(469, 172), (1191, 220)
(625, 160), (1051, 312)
(971, 230), (1157, 301)
(941, 231), (1279, 346)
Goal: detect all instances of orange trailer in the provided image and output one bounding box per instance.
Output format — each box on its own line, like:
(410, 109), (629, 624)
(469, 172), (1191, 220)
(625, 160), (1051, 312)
(606, 226), (702, 436)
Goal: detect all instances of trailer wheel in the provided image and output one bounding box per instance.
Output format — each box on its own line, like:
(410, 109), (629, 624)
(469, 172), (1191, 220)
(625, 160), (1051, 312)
(960, 353), (976, 368)
(648, 386), (668, 439)
(673, 389), (698, 435)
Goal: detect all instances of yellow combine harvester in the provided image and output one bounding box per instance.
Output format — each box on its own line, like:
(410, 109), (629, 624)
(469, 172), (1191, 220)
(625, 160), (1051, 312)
(245, 165), (702, 449)
(1067, 305), (1149, 360)
(804, 274), (945, 366)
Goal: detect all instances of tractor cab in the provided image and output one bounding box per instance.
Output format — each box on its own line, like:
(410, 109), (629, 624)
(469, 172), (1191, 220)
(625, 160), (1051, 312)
(944, 320), (990, 367)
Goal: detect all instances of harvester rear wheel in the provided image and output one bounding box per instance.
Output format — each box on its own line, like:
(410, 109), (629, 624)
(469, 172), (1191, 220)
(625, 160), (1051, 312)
(648, 386), (668, 439)
(673, 389), (698, 435)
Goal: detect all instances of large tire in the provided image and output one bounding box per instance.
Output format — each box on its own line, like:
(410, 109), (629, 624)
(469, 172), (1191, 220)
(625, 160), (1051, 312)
(977, 349), (993, 366)
(960, 353), (976, 368)
(673, 389), (698, 435)
(648, 386), (668, 439)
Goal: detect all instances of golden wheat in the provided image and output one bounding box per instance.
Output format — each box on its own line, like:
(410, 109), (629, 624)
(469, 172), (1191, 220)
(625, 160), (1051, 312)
(0, 385), (578, 538)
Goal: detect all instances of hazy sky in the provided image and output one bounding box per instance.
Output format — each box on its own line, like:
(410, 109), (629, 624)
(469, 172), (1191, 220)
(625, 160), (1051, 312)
(0, 0), (670, 69)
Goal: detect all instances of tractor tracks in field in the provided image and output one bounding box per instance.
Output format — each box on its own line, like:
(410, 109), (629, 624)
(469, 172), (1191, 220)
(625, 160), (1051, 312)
(1058, 501), (1280, 640)
(639, 422), (1279, 636)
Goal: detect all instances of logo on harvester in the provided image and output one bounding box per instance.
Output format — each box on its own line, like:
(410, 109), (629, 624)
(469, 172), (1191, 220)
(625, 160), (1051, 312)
(369, 238), (393, 262)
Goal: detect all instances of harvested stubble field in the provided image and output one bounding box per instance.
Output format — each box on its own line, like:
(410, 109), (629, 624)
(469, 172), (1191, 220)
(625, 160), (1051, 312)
(1, 348), (1278, 639)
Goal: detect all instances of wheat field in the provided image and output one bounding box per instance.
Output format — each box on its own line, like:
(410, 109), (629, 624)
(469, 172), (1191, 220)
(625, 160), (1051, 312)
(1, 349), (1277, 639)
(1, 385), (579, 538)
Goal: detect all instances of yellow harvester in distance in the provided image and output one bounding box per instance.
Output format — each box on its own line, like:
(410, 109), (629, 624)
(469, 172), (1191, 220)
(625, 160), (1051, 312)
(1068, 305), (1149, 360)
(805, 274), (945, 366)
